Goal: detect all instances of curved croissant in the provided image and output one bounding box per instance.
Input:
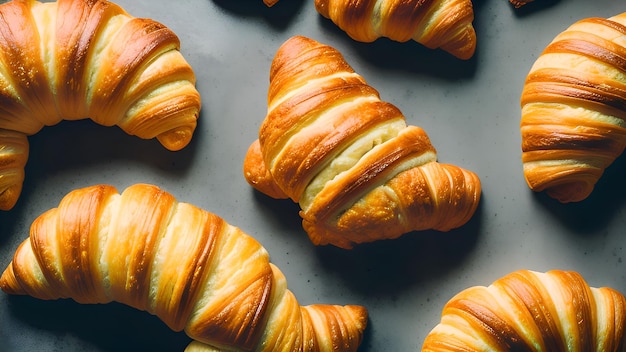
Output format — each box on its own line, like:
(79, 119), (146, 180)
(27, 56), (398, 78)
(0, 0), (201, 211)
(314, 0), (476, 60)
(243, 36), (481, 249)
(520, 13), (626, 203)
(0, 184), (368, 352)
(422, 269), (626, 351)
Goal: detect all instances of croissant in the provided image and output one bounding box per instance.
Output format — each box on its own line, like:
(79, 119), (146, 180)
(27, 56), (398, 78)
(243, 35), (481, 249)
(520, 13), (626, 203)
(0, 184), (368, 352)
(509, 0), (534, 8)
(314, 0), (476, 60)
(0, 0), (201, 211)
(422, 269), (626, 351)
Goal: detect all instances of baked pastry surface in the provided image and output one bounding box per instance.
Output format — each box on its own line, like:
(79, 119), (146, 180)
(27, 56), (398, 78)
(314, 0), (477, 59)
(0, 0), (201, 211)
(0, 183), (368, 352)
(244, 35), (481, 249)
(520, 13), (626, 202)
(423, 269), (626, 351)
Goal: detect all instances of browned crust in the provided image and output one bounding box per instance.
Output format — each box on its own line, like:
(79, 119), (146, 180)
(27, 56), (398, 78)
(244, 36), (481, 248)
(0, 0), (201, 211)
(520, 15), (626, 203)
(423, 270), (626, 351)
(0, 184), (368, 351)
(313, 0), (476, 59)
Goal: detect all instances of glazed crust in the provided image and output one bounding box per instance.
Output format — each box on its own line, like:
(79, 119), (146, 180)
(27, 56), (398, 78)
(0, 0), (201, 210)
(314, 0), (477, 59)
(520, 13), (626, 203)
(0, 184), (367, 352)
(243, 36), (481, 249)
(422, 270), (626, 351)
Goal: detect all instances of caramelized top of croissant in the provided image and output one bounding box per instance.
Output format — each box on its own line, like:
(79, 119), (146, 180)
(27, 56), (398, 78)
(0, 0), (201, 210)
(0, 184), (367, 351)
(244, 36), (481, 248)
(520, 13), (626, 202)
(422, 270), (626, 351)
(314, 0), (477, 59)
(0, 0), (200, 147)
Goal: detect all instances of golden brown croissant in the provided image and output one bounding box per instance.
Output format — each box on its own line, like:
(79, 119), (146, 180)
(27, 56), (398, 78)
(314, 0), (477, 60)
(0, 0), (201, 211)
(520, 13), (626, 203)
(243, 35), (481, 249)
(0, 184), (367, 352)
(422, 269), (626, 351)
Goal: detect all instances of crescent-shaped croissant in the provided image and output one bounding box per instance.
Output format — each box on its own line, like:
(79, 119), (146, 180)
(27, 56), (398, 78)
(0, 0), (201, 211)
(243, 36), (481, 249)
(520, 13), (626, 203)
(314, 0), (477, 60)
(422, 269), (626, 351)
(0, 184), (368, 352)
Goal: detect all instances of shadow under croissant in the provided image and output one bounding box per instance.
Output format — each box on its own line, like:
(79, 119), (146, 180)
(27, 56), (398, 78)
(315, 17), (481, 81)
(251, 190), (305, 233)
(251, 186), (481, 292)
(3, 295), (192, 352)
(0, 207), (23, 248)
(250, 187), (483, 289)
(311, 203), (484, 296)
(210, 0), (306, 30)
(248, 179), (483, 296)
(25, 119), (201, 175)
(0, 118), (201, 245)
(508, 0), (562, 17)
(19, 117), (198, 194)
(531, 153), (626, 236)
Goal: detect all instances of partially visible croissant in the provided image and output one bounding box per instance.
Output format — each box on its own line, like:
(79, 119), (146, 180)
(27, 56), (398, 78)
(314, 0), (476, 60)
(0, 184), (368, 352)
(243, 36), (481, 249)
(520, 13), (626, 203)
(0, 0), (201, 211)
(422, 269), (626, 351)
(509, 0), (534, 8)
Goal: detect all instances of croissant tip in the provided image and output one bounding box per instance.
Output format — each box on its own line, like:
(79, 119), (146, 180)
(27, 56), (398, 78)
(0, 262), (26, 296)
(546, 183), (593, 203)
(526, 175), (595, 203)
(347, 304), (369, 323)
(0, 184), (23, 211)
(454, 47), (476, 61)
(443, 28), (477, 60)
(157, 128), (195, 151)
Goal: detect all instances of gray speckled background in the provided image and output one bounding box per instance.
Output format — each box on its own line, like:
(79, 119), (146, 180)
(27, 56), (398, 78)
(1, 0), (625, 351)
